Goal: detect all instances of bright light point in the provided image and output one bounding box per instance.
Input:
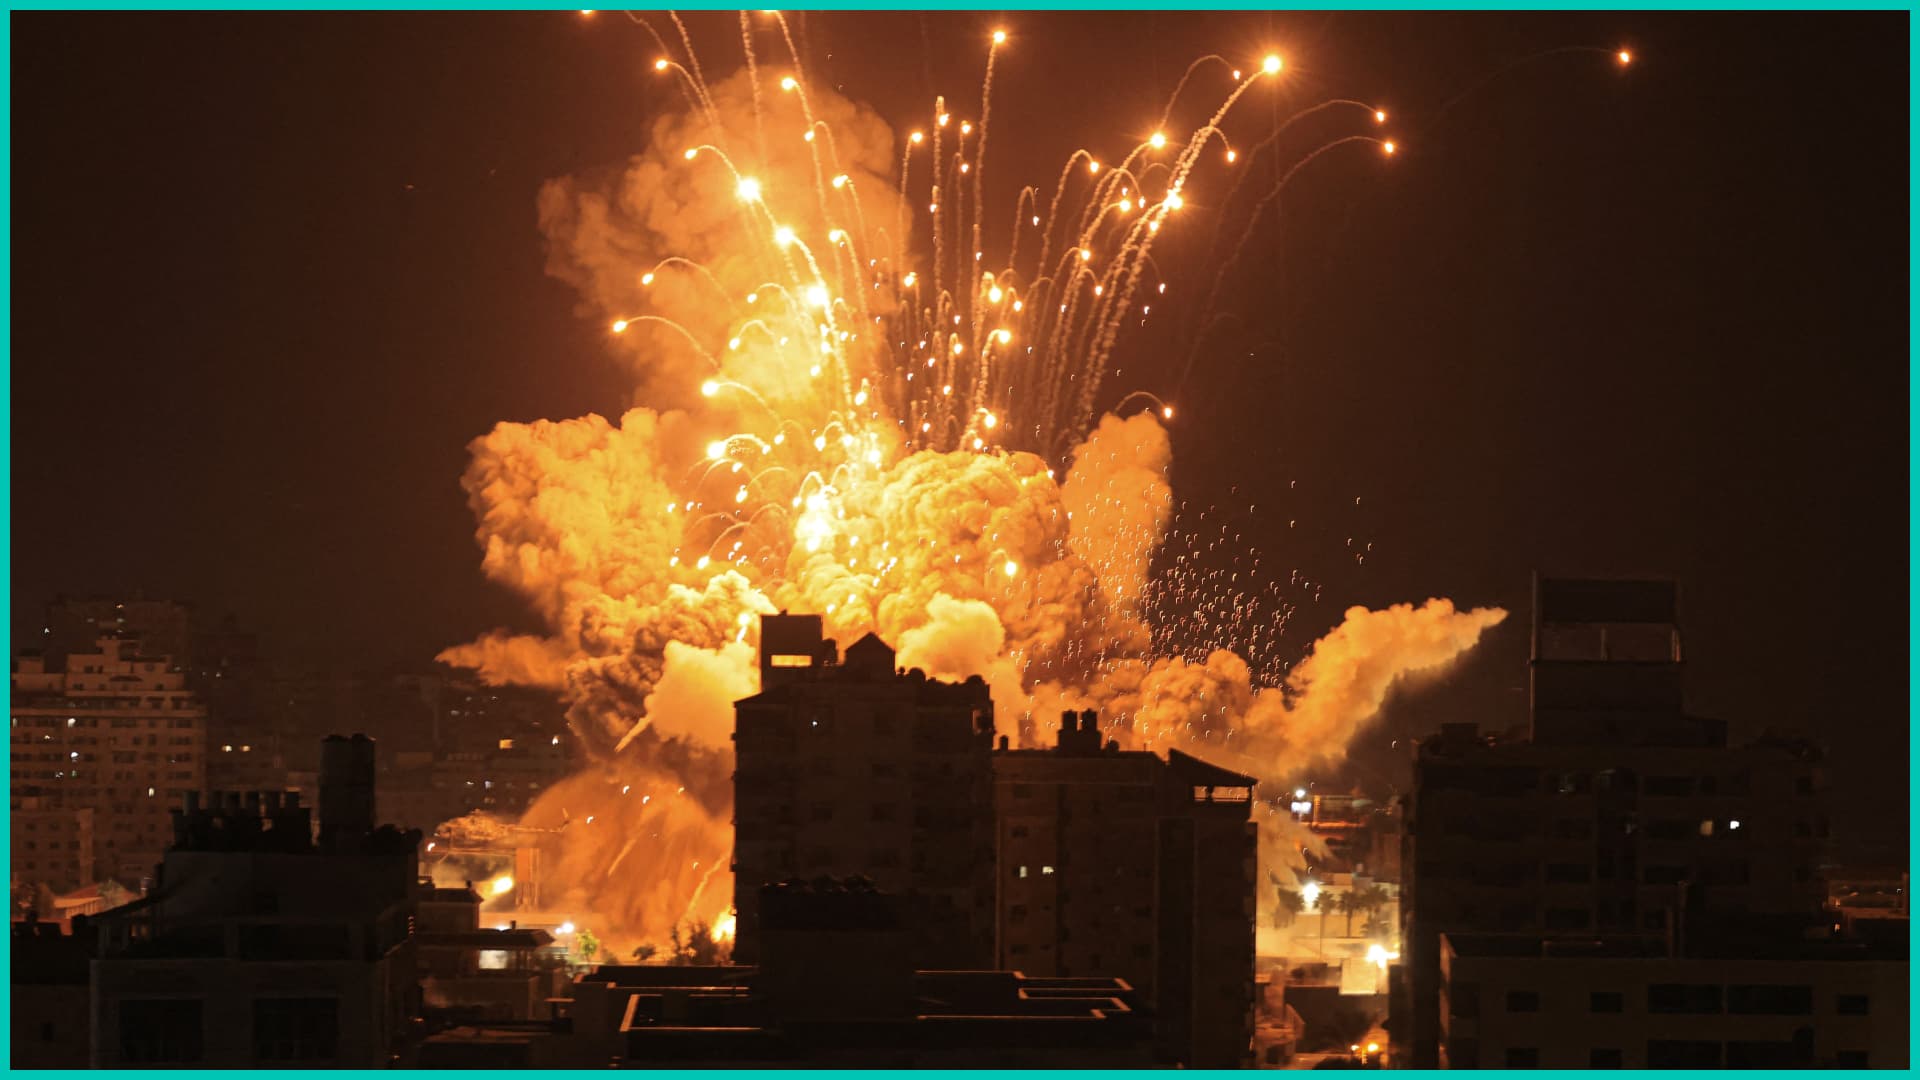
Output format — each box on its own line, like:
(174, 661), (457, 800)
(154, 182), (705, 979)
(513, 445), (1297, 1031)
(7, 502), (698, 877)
(938, 113), (951, 127)
(1165, 192), (1183, 210)
(654, 58), (669, 71)
(1301, 880), (1321, 909)
(696, 555), (710, 570)
(854, 390), (868, 406)
(1368, 1044), (1381, 1054)
(682, 148), (697, 160)
(1079, 248), (1092, 261)
(910, 131), (924, 144)
(1383, 141), (1397, 155)
(701, 379), (719, 397)
(995, 329), (1012, 344)
(831, 174), (848, 188)
(992, 29), (1006, 44)
(1375, 109), (1388, 123)
(960, 122), (972, 136)
(988, 285), (1004, 303)
(774, 226), (796, 247)
(489, 875), (514, 897)
(641, 272), (655, 286)
(1226, 149), (1238, 163)
(802, 130), (815, 142)
(972, 437), (984, 450)
(1617, 49), (1632, 65)
(983, 412), (999, 428)
(902, 272), (918, 287)
(1119, 199), (1133, 213)
(813, 435), (827, 451)
(1294, 787), (1307, 799)
(735, 488), (748, 503)
(611, 319), (629, 333)
(1004, 560), (1019, 577)
(706, 440), (727, 460)
(1093, 285), (1104, 296)
(1088, 160), (1100, 175)
(736, 177), (761, 202)
(1012, 300), (1023, 312)
(1263, 54), (1282, 74)
(806, 284), (829, 307)
(1149, 131), (1167, 149)
(1162, 405), (1174, 420)
(828, 229), (845, 243)
(780, 75), (798, 91)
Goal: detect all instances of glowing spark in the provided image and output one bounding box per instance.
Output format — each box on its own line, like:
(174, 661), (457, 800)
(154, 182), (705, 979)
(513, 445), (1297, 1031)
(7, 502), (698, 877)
(773, 226), (796, 247)
(735, 177), (761, 202)
(701, 379), (719, 397)
(1262, 54), (1282, 74)
(654, 58), (669, 71)
(780, 75), (797, 91)
(489, 875), (514, 897)
(1383, 141), (1397, 155)
(1375, 109), (1388, 123)
(983, 411), (999, 429)
(831, 174), (848, 189)
(1088, 160), (1100, 175)
(1226, 149), (1237, 163)
(1162, 405), (1175, 420)
(706, 440), (727, 460)
(807, 284), (829, 307)
(1617, 48), (1633, 65)
(641, 272), (655, 286)
(992, 29), (1006, 44)
(1149, 131), (1167, 149)
(988, 285), (1004, 303)
(938, 113), (950, 127)
(910, 131), (924, 144)
(1164, 192), (1184, 210)
(995, 329), (1012, 344)
(902, 272), (917, 287)
(1004, 560), (1019, 577)
(611, 319), (629, 333)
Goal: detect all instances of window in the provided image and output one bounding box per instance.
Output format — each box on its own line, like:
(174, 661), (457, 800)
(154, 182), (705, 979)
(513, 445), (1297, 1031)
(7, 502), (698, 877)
(1590, 991), (1623, 1013)
(1726, 984), (1812, 1016)
(1504, 1047), (1539, 1068)
(1648, 983), (1721, 1015)
(1836, 994), (1870, 1016)
(253, 997), (339, 1061)
(1589, 1048), (1623, 1068)
(1505, 990), (1540, 1013)
(1647, 1040), (1721, 1068)
(119, 998), (204, 1063)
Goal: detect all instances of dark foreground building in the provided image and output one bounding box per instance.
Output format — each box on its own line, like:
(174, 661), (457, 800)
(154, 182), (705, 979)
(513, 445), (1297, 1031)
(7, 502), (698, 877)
(1393, 577), (1902, 1069)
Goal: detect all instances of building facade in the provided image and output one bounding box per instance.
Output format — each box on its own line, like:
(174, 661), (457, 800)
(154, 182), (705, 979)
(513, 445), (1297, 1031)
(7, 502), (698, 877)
(1439, 932), (1907, 1068)
(1395, 577), (1832, 1068)
(12, 636), (208, 885)
(731, 616), (997, 969)
(993, 710), (1259, 1067)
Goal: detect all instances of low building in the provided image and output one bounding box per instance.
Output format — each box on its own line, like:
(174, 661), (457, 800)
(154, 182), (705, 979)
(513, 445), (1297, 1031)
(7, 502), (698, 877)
(541, 878), (1153, 1068)
(1439, 930), (1908, 1068)
(87, 735), (423, 1068)
(11, 916), (95, 1068)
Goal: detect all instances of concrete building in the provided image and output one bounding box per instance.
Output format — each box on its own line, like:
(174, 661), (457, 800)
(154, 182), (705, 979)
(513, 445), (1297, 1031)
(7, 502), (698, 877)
(1395, 577), (1833, 1068)
(11, 916), (95, 1068)
(994, 710), (1260, 1067)
(539, 877), (1153, 1068)
(1439, 931), (1907, 1068)
(87, 735), (424, 1068)
(731, 615), (997, 969)
(11, 797), (95, 893)
(40, 596), (194, 673)
(12, 635), (208, 885)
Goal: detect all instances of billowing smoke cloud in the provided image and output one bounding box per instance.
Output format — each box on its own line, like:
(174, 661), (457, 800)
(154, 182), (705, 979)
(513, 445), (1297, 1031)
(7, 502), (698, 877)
(442, 63), (1506, 950)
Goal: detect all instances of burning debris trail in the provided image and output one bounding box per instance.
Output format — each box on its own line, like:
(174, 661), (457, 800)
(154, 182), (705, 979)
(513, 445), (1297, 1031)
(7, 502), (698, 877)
(442, 14), (1503, 951)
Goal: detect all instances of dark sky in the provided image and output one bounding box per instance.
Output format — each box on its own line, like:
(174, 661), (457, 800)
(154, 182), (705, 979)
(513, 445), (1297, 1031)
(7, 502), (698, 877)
(12, 12), (1908, 856)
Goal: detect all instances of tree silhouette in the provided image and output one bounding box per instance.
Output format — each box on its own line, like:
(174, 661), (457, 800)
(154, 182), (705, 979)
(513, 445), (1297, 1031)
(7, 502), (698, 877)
(1274, 885), (1305, 929)
(631, 943), (659, 962)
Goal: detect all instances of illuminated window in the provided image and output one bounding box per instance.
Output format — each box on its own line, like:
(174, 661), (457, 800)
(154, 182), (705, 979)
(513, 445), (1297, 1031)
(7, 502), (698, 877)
(769, 655), (814, 668)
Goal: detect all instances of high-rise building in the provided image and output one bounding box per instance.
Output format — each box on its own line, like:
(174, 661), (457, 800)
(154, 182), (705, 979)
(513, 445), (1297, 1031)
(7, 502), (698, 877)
(1394, 577), (1833, 1068)
(993, 709), (1259, 1067)
(39, 596), (193, 673)
(731, 615), (997, 969)
(10, 797), (94, 893)
(11, 636), (207, 885)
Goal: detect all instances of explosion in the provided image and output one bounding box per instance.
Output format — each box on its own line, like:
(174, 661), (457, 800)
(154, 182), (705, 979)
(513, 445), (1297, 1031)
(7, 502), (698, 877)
(441, 14), (1502, 951)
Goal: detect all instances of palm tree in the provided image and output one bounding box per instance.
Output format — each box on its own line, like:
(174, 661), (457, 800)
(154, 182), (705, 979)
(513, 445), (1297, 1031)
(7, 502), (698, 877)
(1270, 872), (1306, 929)
(1338, 890), (1363, 937)
(1351, 884), (1390, 937)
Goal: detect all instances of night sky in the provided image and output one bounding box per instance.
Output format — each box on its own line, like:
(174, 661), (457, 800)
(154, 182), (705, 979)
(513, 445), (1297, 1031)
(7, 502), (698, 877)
(11, 12), (1907, 856)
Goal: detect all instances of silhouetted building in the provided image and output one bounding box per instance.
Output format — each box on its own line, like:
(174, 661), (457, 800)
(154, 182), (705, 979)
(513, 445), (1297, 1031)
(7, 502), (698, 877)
(11, 796), (94, 893)
(87, 734), (424, 1067)
(732, 615), (996, 969)
(1438, 929), (1908, 1068)
(11, 916), (96, 1067)
(1395, 577), (1833, 1068)
(994, 711), (1259, 1067)
(12, 636), (207, 885)
(542, 877), (1151, 1068)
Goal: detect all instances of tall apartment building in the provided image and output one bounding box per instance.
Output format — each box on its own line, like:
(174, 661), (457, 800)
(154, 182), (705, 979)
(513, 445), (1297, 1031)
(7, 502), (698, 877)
(731, 615), (997, 969)
(12, 636), (208, 885)
(39, 596), (194, 672)
(1395, 577), (1831, 1068)
(11, 797), (95, 893)
(994, 710), (1259, 1067)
